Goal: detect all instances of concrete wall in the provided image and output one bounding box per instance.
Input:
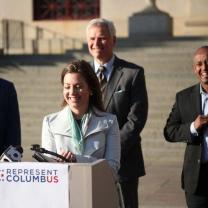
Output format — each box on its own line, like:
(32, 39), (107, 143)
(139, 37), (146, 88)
(0, 0), (32, 22)
(32, 21), (89, 41)
(185, 0), (208, 36)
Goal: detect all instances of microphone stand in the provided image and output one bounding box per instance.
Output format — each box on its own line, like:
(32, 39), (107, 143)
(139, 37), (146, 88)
(31, 144), (70, 162)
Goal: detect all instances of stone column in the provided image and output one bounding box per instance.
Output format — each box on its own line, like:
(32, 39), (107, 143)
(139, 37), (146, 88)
(129, 0), (173, 39)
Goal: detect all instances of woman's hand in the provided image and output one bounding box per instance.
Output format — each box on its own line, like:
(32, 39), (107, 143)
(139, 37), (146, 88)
(57, 151), (77, 163)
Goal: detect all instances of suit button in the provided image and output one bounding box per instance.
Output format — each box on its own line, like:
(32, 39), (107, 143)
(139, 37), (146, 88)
(198, 159), (200, 163)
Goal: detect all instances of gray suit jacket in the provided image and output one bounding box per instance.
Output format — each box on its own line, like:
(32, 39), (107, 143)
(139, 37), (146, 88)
(41, 106), (120, 172)
(164, 84), (202, 193)
(96, 56), (148, 178)
(0, 78), (21, 154)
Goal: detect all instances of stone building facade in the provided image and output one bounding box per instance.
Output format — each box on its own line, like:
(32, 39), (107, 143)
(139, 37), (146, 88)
(0, 0), (208, 39)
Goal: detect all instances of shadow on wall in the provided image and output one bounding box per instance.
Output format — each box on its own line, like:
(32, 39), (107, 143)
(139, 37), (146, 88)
(0, 54), (80, 70)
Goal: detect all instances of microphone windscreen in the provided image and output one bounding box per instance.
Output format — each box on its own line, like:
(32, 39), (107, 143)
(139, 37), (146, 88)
(0, 146), (23, 162)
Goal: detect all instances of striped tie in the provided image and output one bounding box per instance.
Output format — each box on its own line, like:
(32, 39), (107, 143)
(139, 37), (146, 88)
(97, 66), (107, 93)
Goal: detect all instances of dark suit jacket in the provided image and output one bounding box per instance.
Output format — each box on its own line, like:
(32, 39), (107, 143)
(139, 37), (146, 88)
(96, 56), (148, 178)
(164, 84), (203, 194)
(0, 78), (21, 155)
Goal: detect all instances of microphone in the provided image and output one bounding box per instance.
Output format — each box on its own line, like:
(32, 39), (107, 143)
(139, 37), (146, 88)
(0, 146), (23, 162)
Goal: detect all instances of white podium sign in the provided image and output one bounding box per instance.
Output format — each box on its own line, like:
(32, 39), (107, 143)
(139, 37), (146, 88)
(0, 162), (69, 208)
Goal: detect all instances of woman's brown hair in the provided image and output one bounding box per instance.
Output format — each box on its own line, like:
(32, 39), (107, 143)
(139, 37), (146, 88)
(61, 60), (104, 112)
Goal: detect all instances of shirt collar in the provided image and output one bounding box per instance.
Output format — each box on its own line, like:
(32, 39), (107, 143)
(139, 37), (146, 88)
(200, 84), (208, 96)
(94, 55), (115, 73)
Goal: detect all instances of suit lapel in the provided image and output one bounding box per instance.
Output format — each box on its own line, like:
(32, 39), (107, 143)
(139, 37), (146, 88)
(52, 106), (71, 135)
(84, 113), (109, 137)
(104, 57), (123, 109)
(90, 57), (123, 109)
(191, 84), (201, 116)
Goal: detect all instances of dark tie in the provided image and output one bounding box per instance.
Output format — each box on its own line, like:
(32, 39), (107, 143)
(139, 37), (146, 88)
(97, 66), (107, 93)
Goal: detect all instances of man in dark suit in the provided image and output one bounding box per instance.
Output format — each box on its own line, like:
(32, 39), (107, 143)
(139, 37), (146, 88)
(164, 46), (208, 207)
(0, 78), (21, 155)
(86, 18), (148, 208)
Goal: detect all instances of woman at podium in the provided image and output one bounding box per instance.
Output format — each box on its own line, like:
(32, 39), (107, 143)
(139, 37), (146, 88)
(41, 60), (120, 173)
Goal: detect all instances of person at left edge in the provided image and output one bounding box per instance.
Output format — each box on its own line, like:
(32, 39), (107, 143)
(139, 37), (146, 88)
(0, 78), (21, 155)
(41, 60), (120, 173)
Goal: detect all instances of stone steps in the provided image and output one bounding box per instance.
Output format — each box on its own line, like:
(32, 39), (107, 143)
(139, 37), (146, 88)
(0, 41), (202, 161)
(114, 45), (198, 161)
(116, 37), (208, 50)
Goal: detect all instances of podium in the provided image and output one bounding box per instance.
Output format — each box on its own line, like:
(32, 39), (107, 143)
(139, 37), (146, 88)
(69, 159), (120, 208)
(0, 159), (120, 208)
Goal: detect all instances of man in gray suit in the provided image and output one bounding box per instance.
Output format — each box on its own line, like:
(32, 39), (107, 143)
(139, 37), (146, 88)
(86, 18), (148, 208)
(164, 46), (208, 207)
(0, 78), (21, 155)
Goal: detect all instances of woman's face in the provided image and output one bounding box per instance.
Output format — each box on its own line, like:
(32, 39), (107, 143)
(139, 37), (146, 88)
(63, 72), (92, 117)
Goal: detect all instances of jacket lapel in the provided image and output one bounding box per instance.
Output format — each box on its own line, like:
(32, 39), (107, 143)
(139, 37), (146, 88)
(52, 106), (71, 136)
(52, 107), (110, 138)
(84, 109), (109, 138)
(104, 57), (123, 109)
(191, 84), (202, 116)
